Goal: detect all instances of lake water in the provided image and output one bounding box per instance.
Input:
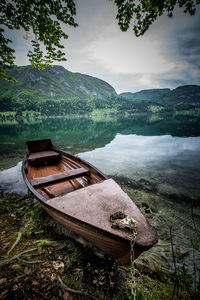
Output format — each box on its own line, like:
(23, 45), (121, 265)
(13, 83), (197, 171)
(0, 113), (200, 276)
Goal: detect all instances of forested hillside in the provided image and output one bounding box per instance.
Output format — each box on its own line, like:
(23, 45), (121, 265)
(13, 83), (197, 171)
(0, 66), (200, 116)
(120, 88), (171, 102)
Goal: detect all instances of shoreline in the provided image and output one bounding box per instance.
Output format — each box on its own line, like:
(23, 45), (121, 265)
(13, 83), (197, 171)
(0, 109), (200, 125)
(0, 189), (199, 299)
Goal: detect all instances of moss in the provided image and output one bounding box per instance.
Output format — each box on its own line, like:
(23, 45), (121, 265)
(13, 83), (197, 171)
(0, 192), (198, 299)
(65, 243), (82, 267)
(19, 227), (34, 238)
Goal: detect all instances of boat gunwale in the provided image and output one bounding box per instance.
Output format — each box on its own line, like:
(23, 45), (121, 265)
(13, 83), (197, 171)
(22, 146), (108, 203)
(22, 153), (47, 203)
(22, 143), (158, 250)
(58, 149), (108, 180)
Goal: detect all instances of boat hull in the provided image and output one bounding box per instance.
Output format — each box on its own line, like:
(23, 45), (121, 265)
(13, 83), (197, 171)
(40, 202), (142, 265)
(22, 139), (158, 265)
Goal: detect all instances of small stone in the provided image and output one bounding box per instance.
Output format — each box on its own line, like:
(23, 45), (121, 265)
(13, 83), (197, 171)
(0, 290), (8, 297)
(63, 292), (74, 300)
(53, 261), (65, 273)
(10, 264), (20, 270)
(50, 273), (56, 282)
(24, 267), (31, 275)
(0, 278), (7, 285)
(13, 284), (18, 291)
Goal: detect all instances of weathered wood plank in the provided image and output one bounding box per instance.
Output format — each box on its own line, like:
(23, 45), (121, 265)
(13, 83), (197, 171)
(46, 178), (158, 246)
(31, 167), (89, 188)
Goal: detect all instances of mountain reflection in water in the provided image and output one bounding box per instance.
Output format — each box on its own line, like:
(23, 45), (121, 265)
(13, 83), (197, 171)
(79, 134), (200, 201)
(0, 114), (200, 201)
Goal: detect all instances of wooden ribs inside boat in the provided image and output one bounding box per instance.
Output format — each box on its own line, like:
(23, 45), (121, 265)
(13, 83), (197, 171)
(31, 167), (89, 188)
(25, 139), (105, 199)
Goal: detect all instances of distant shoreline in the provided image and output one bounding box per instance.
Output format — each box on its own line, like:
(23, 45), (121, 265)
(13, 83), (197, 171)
(0, 109), (199, 124)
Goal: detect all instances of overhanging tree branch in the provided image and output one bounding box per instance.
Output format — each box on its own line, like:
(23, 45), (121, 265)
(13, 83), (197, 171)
(114, 0), (200, 36)
(0, 0), (77, 80)
(0, 0), (199, 81)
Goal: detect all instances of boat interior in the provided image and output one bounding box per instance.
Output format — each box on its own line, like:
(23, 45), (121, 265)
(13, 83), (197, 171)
(25, 139), (105, 200)
(24, 140), (158, 248)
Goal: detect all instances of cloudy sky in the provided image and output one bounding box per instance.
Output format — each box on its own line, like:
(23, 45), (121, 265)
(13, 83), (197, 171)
(8, 0), (200, 93)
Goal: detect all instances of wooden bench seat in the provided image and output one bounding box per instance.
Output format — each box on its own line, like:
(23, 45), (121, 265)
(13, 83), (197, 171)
(31, 167), (89, 188)
(28, 150), (61, 167)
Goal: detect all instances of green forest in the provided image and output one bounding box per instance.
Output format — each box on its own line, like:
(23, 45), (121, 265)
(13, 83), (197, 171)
(0, 66), (200, 119)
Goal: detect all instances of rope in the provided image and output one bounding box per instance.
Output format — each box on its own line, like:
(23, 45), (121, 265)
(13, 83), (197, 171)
(110, 211), (138, 299)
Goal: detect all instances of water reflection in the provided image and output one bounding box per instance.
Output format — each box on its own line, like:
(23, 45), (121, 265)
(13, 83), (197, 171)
(0, 162), (27, 195)
(0, 114), (200, 199)
(0, 113), (200, 170)
(79, 134), (200, 201)
(79, 134), (200, 170)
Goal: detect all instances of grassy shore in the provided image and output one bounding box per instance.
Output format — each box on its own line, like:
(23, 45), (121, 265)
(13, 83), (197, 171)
(0, 192), (197, 299)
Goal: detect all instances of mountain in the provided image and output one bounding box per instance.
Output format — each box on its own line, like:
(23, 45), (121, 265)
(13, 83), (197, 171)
(0, 65), (199, 115)
(119, 85), (200, 107)
(120, 88), (171, 102)
(0, 65), (117, 101)
(162, 85), (200, 105)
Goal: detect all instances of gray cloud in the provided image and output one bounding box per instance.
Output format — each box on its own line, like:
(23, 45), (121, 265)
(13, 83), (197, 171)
(153, 71), (198, 89)
(68, 3), (200, 92)
(176, 23), (200, 68)
(7, 0), (200, 93)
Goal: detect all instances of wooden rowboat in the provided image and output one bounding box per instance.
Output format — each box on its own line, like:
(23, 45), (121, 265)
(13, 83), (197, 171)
(22, 139), (157, 265)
